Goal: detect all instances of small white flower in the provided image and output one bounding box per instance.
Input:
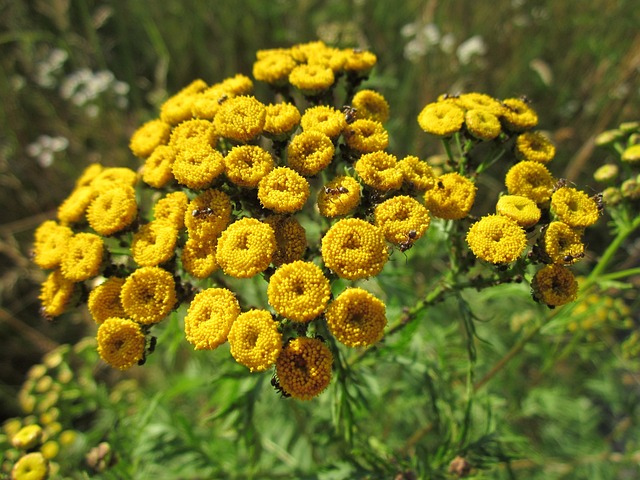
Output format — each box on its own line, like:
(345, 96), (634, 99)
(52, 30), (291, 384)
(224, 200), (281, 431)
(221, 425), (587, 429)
(456, 35), (487, 65)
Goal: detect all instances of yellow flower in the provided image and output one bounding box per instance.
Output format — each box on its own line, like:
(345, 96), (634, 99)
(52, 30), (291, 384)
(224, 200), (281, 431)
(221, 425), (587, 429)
(160, 79), (208, 125)
(264, 215), (307, 266)
(290, 41), (328, 62)
(90, 167), (138, 189)
(300, 105), (346, 139)
(326, 288), (387, 347)
(354, 151), (403, 191)
(321, 218), (388, 280)
(398, 155), (436, 191)
(190, 86), (229, 120)
(551, 187), (600, 228)
(495, 195), (541, 228)
(317, 175), (362, 217)
(289, 64), (335, 95)
(224, 145), (274, 188)
(516, 131), (556, 163)
(12, 424), (43, 449)
(153, 191), (189, 230)
(424, 173), (477, 220)
(505, 161), (555, 204)
(88, 277), (127, 324)
(343, 48), (377, 75)
(169, 118), (216, 149)
(129, 118), (171, 158)
(287, 130), (335, 176)
(60, 233), (104, 282)
(621, 144), (640, 163)
(258, 167), (310, 213)
(86, 185), (138, 236)
(33, 221), (74, 270)
(181, 237), (219, 279)
(214, 95), (266, 142)
(142, 145), (175, 188)
(306, 45), (348, 72)
(542, 221), (585, 264)
(39, 270), (75, 318)
(11, 452), (48, 480)
(74, 163), (103, 188)
(264, 102), (301, 139)
(457, 93), (505, 117)
(253, 52), (297, 85)
(172, 142), (225, 190)
(275, 337), (333, 400)
(374, 195), (430, 245)
(184, 288), (240, 350)
(120, 266), (176, 325)
(184, 189), (232, 241)
(464, 109), (501, 140)
(131, 221), (178, 267)
(531, 264), (578, 307)
(593, 164), (618, 183)
(96, 317), (146, 370)
(466, 215), (527, 264)
(228, 309), (282, 372)
(215, 73), (254, 96)
(57, 185), (96, 224)
(417, 101), (465, 137)
(267, 261), (331, 322)
(352, 89), (390, 124)
(216, 218), (276, 278)
(40, 440), (59, 460)
(344, 119), (389, 153)
(500, 98), (538, 132)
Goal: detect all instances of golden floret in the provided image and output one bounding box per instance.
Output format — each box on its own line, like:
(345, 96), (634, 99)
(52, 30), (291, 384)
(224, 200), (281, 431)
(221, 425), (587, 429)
(300, 105), (347, 139)
(181, 237), (218, 279)
(495, 195), (541, 228)
(253, 52), (297, 85)
(228, 309), (282, 372)
(57, 185), (96, 224)
(275, 337), (333, 400)
(11, 424), (43, 449)
(551, 187), (600, 228)
(354, 151), (403, 191)
(457, 93), (505, 117)
(160, 79), (208, 125)
(374, 195), (430, 245)
(129, 118), (171, 158)
(326, 288), (387, 347)
(343, 48), (377, 74)
(90, 167), (138, 189)
(505, 161), (555, 205)
(263, 102), (301, 139)
(321, 218), (388, 280)
(172, 141), (225, 190)
(258, 167), (310, 213)
(344, 119), (389, 153)
(216, 218), (276, 278)
(169, 119), (216, 149)
(88, 277), (127, 324)
(11, 452), (49, 480)
(86, 185), (138, 236)
(516, 131), (556, 163)
(287, 130), (335, 176)
(216, 73), (254, 96)
(500, 98), (539, 132)
(622, 144), (640, 163)
(531, 264), (578, 307)
(267, 261), (331, 322)
(33, 221), (74, 270)
(464, 109), (501, 140)
(398, 155), (436, 191)
(142, 145), (175, 188)
(120, 266), (177, 325)
(317, 175), (362, 217)
(466, 214), (527, 264)
(352, 89), (390, 124)
(131, 221), (178, 267)
(289, 64), (335, 94)
(543, 221), (585, 264)
(39, 270), (75, 318)
(184, 288), (240, 350)
(264, 215), (307, 266)
(214, 95), (266, 142)
(74, 163), (103, 188)
(153, 191), (189, 230)
(184, 189), (232, 241)
(97, 317), (146, 370)
(225, 145), (275, 187)
(424, 173), (477, 220)
(417, 101), (465, 137)
(60, 233), (104, 282)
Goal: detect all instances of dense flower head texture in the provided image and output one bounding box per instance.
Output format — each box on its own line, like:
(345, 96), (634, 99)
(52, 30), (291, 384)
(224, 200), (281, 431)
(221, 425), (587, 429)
(184, 288), (240, 350)
(326, 288), (387, 347)
(424, 172), (476, 220)
(215, 218), (276, 278)
(466, 215), (527, 264)
(276, 337), (333, 400)
(228, 309), (282, 372)
(96, 317), (146, 370)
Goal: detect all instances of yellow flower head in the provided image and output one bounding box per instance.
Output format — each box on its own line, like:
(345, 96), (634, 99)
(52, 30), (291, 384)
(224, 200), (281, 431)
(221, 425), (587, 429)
(131, 221), (178, 267)
(90, 167), (138, 189)
(216, 218), (276, 278)
(184, 288), (240, 350)
(500, 98), (538, 132)
(215, 73), (254, 96)
(264, 215), (307, 266)
(228, 309), (282, 372)
(253, 52), (297, 85)
(531, 264), (578, 307)
(287, 130), (335, 176)
(11, 452), (49, 480)
(153, 191), (189, 230)
(550, 187), (600, 228)
(75, 163), (103, 188)
(306, 45), (348, 72)
(466, 214), (527, 264)
(88, 277), (127, 324)
(33, 221), (74, 270)
(343, 48), (377, 75)
(12, 424), (43, 449)
(374, 195), (431, 245)
(57, 185), (96, 224)
(317, 175), (362, 217)
(464, 109), (501, 141)
(181, 237), (218, 279)
(543, 221), (585, 265)
(424, 173), (477, 220)
(120, 266), (177, 325)
(86, 185), (138, 236)
(352, 89), (390, 124)
(214, 95), (266, 143)
(172, 142), (225, 190)
(593, 164), (619, 183)
(495, 195), (541, 228)
(160, 79), (208, 125)
(169, 118), (216, 149)
(354, 151), (403, 191)
(267, 261), (331, 322)
(142, 145), (175, 188)
(326, 288), (386, 347)
(264, 102), (301, 139)
(300, 105), (347, 139)
(516, 131), (556, 163)
(39, 270), (75, 318)
(505, 161), (555, 205)
(289, 64), (335, 95)
(184, 189), (232, 241)
(344, 119), (389, 153)
(321, 218), (388, 280)
(225, 145), (275, 188)
(258, 167), (310, 213)
(96, 317), (146, 370)
(129, 118), (171, 158)
(417, 101), (465, 137)
(622, 144), (640, 163)
(60, 233), (104, 282)
(275, 337), (333, 400)
(457, 93), (505, 117)
(398, 155), (436, 191)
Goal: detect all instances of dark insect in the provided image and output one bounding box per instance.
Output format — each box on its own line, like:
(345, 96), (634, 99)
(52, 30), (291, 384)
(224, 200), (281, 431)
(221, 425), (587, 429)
(148, 336), (157, 353)
(271, 375), (291, 398)
(398, 230), (418, 252)
(342, 105), (358, 124)
(217, 94), (229, 105)
(437, 180), (445, 189)
(592, 192), (605, 215)
(324, 185), (349, 195)
(553, 178), (569, 192)
(563, 252), (585, 263)
(519, 95), (532, 104)
(192, 207), (214, 218)
(442, 93), (460, 100)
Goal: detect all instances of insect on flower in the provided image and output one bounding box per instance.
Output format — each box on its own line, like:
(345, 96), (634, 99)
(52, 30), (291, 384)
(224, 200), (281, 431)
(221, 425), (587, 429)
(271, 375), (291, 398)
(191, 207), (215, 218)
(342, 105), (358, 124)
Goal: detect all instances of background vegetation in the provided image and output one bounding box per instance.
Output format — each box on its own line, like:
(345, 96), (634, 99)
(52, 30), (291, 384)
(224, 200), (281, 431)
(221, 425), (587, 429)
(1, 0), (639, 478)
